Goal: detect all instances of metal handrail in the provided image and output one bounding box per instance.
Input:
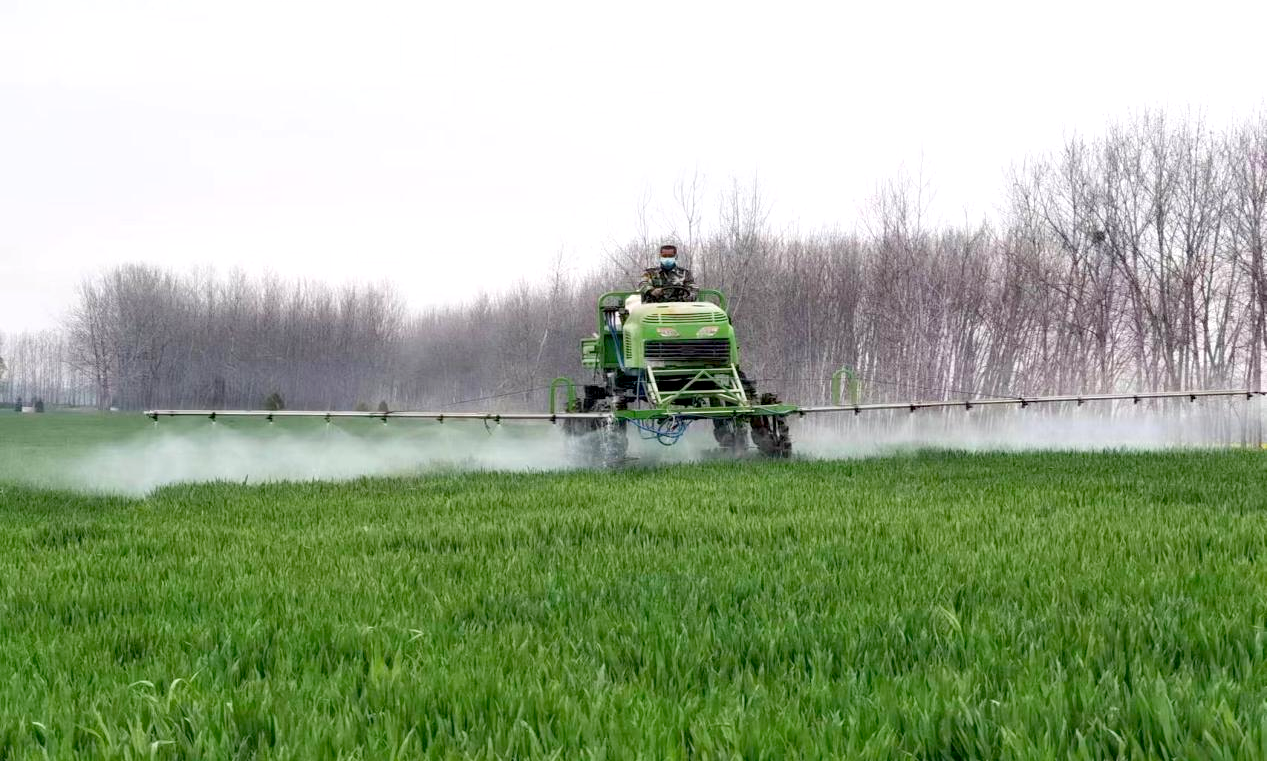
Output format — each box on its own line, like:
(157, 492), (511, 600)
(548, 377), (578, 415)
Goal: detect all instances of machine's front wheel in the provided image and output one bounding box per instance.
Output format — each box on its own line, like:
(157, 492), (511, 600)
(750, 392), (792, 458)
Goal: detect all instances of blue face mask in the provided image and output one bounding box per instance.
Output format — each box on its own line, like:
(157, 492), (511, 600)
(660, 257), (676, 270)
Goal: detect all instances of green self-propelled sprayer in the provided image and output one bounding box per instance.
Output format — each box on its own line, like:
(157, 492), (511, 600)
(552, 289), (794, 465)
(146, 287), (1264, 466)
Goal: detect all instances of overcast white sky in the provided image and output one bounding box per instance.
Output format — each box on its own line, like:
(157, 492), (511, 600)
(1, 0), (1264, 332)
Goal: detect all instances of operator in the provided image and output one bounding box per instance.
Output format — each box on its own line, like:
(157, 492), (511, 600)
(638, 244), (697, 303)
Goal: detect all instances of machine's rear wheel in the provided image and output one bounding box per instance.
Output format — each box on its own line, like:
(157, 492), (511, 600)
(563, 386), (605, 434)
(592, 397), (628, 467)
(711, 418), (749, 455)
(564, 387), (627, 467)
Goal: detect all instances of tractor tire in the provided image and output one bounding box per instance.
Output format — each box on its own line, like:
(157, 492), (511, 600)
(750, 391), (792, 458)
(563, 385), (614, 466)
(712, 418), (749, 455)
(707, 368), (755, 455)
(592, 396), (628, 467)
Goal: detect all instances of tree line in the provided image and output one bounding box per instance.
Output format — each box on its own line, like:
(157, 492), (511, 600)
(4, 269), (404, 410)
(3, 110), (1265, 412)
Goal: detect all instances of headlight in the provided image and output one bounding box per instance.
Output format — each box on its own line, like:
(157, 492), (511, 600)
(656, 327), (680, 337)
(696, 326), (719, 337)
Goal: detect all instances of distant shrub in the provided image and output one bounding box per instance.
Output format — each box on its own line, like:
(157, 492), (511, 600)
(12, 397), (20, 412)
(263, 391), (285, 411)
(32, 398), (45, 413)
(354, 401), (370, 412)
(377, 400), (389, 413)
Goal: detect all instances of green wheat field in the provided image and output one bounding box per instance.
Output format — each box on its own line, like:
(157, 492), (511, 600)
(3, 413), (1267, 758)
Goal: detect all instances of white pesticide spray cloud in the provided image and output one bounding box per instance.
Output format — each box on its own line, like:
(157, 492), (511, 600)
(32, 418), (721, 495)
(17, 397), (1261, 496)
(795, 398), (1260, 458)
(49, 421), (575, 495)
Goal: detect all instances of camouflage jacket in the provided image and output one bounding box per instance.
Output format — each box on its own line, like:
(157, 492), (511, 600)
(638, 266), (697, 302)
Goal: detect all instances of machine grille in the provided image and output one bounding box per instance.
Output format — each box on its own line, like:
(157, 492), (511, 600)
(644, 339), (731, 362)
(643, 313), (725, 324)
